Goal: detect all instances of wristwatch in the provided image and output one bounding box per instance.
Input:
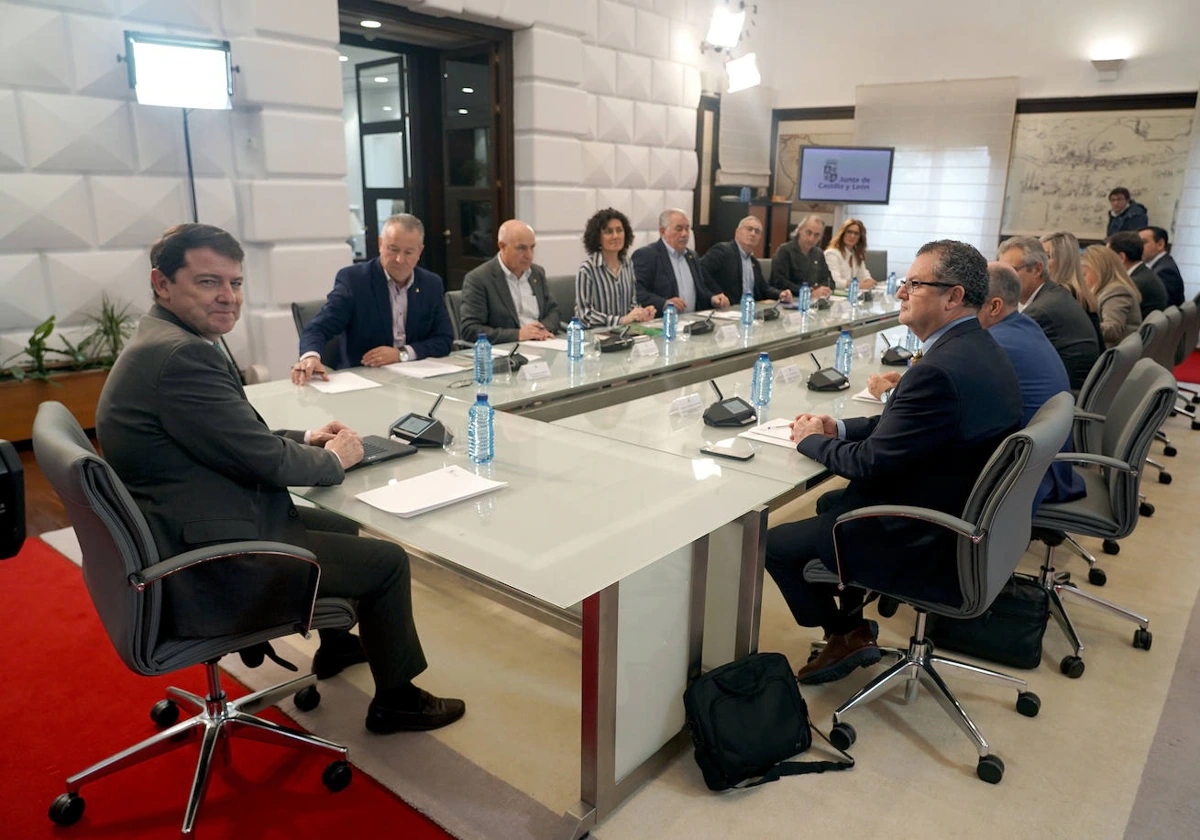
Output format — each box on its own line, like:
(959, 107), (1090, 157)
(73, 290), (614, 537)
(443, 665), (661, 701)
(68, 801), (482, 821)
(399, 348), (410, 363)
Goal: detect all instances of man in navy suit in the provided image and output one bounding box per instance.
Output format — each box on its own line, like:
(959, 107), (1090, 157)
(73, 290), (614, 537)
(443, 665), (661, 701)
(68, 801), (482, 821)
(291, 214), (453, 385)
(766, 240), (1022, 684)
(1140, 226), (1185, 307)
(632, 209), (730, 313)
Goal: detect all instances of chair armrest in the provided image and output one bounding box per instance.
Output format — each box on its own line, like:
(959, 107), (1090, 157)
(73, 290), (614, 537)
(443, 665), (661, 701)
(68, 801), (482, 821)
(242, 363), (270, 385)
(833, 505), (981, 541)
(1073, 410), (1106, 423)
(129, 541), (317, 591)
(1051, 453), (1137, 473)
(452, 339), (474, 350)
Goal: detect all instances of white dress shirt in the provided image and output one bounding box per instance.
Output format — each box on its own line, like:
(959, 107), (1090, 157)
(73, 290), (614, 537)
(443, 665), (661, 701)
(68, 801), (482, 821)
(499, 259), (541, 326)
(667, 245), (697, 310)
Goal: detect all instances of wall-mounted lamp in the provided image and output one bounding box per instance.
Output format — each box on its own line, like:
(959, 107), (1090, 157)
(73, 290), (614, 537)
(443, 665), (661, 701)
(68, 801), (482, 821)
(726, 53), (760, 93)
(705, 6), (745, 49)
(1091, 58), (1125, 82)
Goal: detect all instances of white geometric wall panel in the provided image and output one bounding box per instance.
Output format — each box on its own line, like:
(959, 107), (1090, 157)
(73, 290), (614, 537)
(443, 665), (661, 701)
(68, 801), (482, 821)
(528, 234), (583, 278)
(669, 19), (699, 65)
(664, 189), (692, 218)
(119, 0), (222, 31)
(576, 0), (598, 45)
(0, 4), (71, 91)
(515, 135), (581, 185)
(614, 143), (650, 188)
(520, 0), (589, 37)
(232, 38), (342, 110)
(238, 180), (350, 242)
(462, 0), (504, 16)
(193, 177), (239, 233)
(90, 175), (189, 247)
(21, 92), (136, 173)
(134, 106), (235, 176)
(260, 112), (346, 176)
(633, 101), (667, 146)
(0, 92), (26, 170)
(247, 309), (299, 382)
(666, 105), (694, 149)
(679, 149), (698, 189)
(652, 59), (683, 106)
(514, 82), (589, 136)
(596, 0), (636, 53)
(594, 188), (633, 217)
(629, 188), (663, 231)
(580, 141), (615, 187)
(514, 27), (583, 86)
(582, 45), (616, 96)
(0, 253), (50, 332)
(497, 0), (535, 28)
(582, 93), (597, 141)
(36, 0), (119, 13)
(596, 96), (634, 144)
(634, 9), (669, 59)
(649, 146), (680, 189)
(43, 248), (149, 326)
(0, 174), (94, 250)
(247, 0), (339, 43)
(517, 186), (589, 235)
(655, 0), (686, 18)
(682, 65), (701, 107)
(416, 0), (465, 14)
(615, 52), (652, 101)
(68, 14), (134, 99)
(252, 242), (353, 306)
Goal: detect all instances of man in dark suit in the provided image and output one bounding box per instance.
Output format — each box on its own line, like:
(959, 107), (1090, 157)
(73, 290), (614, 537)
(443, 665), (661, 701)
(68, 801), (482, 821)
(766, 240), (1022, 684)
(1140, 226), (1185, 307)
(97, 223), (464, 734)
(769, 214), (835, 298)
(998, 236), (1099, 390)
(1109, 231), (1168, 318)
(699, 215), (793, 304)
(978, 262), (1085, 506)
(292, 214), (453, 385)
(460, 219), (562, 344)
(632, 208), (730, 313)
(1106, 187), (1149, 238)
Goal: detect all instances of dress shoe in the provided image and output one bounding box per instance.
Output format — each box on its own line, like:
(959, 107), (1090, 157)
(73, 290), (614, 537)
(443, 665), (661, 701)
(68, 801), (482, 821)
(311, 636), (369, 680)
(797, 623), (881, 685)
(366, 690), (466, 733)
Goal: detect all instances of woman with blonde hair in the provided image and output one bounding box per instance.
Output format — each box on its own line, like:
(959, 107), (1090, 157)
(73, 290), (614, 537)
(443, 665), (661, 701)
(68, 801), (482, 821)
(1041, 230), (1103, 347)
(1081, 244), (1142, 346)
(824, 218), (875, 290)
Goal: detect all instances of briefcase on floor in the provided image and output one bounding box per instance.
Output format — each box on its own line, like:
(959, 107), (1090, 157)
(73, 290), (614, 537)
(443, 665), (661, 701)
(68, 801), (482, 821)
(926, 575), (1049, 669)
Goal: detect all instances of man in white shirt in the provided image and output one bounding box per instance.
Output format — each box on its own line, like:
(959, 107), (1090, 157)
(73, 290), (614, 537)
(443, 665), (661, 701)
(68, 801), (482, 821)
(460, 220), (562, 344)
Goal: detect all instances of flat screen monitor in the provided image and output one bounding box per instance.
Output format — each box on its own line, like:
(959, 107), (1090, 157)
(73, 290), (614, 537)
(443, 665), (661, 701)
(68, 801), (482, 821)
(796, 146), (894, 204)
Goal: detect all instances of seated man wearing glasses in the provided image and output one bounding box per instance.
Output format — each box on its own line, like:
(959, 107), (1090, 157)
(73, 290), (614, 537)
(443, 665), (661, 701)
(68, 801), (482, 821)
(765, 240), (1022, 684)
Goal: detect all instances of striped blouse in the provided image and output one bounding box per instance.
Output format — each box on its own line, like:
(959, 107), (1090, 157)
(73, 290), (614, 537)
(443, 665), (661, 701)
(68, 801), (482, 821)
(575, 252), (638, 328)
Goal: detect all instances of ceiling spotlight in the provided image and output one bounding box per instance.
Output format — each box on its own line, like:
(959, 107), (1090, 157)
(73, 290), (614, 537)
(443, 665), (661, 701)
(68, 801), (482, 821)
(338, 54), (348, 62)
(360, 20), (382, 29)
(374, 76), (388, 83)
(462, 86), (475, 94)
(457, 108), (468, 115)
(705, 7), (745, 49)
(382, 106), (393, 111)
(726, 53), (761, 93)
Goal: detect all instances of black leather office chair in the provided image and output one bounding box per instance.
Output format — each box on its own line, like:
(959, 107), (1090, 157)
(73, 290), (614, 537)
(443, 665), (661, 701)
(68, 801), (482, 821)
(0, 439), (24, 559)
(1173, 300), (1200, 415)
(546, 274), (576, 324)
(33, 402), (358, 835)
(290, 300), (342, 369)
(1029, 359), (1176, 678)
(802, 393), (1074, 783)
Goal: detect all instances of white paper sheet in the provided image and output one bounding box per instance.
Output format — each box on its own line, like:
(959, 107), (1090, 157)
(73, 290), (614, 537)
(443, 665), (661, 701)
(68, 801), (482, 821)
(355, 465), (507, 518)
(520, 338), (569, 353)
(307, 372), (383, 393)
(737, 418), (799, 450)
(491, 347), (542, 361)
(852, 387), (884, 404)
(383, 359), (468, 379)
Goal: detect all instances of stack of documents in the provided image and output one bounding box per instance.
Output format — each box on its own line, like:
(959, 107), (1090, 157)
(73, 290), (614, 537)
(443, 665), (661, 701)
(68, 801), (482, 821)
(384, 359), (467, 379)
(356, 465), (507, 517)
(308, 372), (382, 393)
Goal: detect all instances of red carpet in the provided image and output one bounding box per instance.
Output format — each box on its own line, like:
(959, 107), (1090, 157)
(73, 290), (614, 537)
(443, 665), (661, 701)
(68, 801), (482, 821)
(1175, 349), (1200, 385)
(0, 540), (454, 840)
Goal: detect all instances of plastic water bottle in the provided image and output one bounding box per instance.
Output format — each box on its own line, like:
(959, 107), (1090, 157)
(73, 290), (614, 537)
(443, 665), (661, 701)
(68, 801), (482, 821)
(567, 317), (584, 360)
(886, 272), (898, 296)
(835, 330), (853, 375)
(473, 334), (493, 387)
(848, 276), (860, 305)
(739, 186), (751, 203)
(740, 292), (755, 328)
(797, 284), (811, 312)
(468, 392), (494, 464)
(904, 328), (920, 352)
(663, 302), (678, 341)
(750, 352), (773, 408)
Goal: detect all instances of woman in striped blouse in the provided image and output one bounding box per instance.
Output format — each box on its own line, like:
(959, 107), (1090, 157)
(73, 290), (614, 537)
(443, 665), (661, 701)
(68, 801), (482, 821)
(575, 208), (657, 328)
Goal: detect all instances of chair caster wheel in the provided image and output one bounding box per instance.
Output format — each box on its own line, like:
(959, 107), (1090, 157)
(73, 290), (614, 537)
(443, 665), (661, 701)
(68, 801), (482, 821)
(1103, 539), (1121, 555)
(1192, 420), (1200, 431)
(1158, 472), (1172, 485)
(1163, 445), (1177, 457)
(877, 596), (899, 618)
(1133, 628), (1153, 650)
(977, 754), (1005, 784)
(1192, 394), (1200, 405)
(1088, 567), (1107, 587)
(1140, 501), (1155, 517)
(1016, 691), (1041, 718)
(322, 760), (353, 792)
(49, 793), (85, 826)
(830, 722), (856, 751)
(1060, 655), (1085, 678)
(294, 685), (321, 712)
(150, 699), (180, 728)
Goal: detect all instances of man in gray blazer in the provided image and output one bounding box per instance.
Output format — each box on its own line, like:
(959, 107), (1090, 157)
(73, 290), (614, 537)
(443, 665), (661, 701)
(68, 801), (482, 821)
(460, 219), (562, 343)
(96, 223), (464, 734)
(998, 236), (1099, 390)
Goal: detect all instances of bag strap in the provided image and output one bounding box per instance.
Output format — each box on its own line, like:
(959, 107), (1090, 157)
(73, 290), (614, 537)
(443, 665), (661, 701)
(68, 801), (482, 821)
(733, 724), (855, 789)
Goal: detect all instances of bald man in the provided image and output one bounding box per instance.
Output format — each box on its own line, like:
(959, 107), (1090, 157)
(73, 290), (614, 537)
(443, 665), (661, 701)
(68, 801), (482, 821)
(460, 220), (562, 344)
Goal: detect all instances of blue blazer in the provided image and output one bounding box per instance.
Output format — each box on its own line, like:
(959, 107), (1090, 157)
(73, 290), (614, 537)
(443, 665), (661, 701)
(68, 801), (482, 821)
(299, 259), (453, 367)
(988, 311), (1086, 507)
(632, 239), (721, 312)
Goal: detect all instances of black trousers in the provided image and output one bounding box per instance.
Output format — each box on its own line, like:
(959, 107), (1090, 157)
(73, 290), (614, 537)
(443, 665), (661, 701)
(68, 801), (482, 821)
(765, 489), (866, 637)
(299, 507), (427, 694)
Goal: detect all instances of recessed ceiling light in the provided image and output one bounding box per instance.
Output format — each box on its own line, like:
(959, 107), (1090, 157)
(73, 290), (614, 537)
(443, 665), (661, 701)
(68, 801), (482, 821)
(457, 108), (468, 115)
(360, 20), (382, 29)
(339, 54), (348, 62)
(382, 106), (393, 111)
(374, 76), (389, 83)
(461, 86), (474, 94)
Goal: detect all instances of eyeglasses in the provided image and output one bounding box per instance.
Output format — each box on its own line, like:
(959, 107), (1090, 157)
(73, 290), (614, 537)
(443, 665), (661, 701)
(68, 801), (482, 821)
(899, 278), (960, 291)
